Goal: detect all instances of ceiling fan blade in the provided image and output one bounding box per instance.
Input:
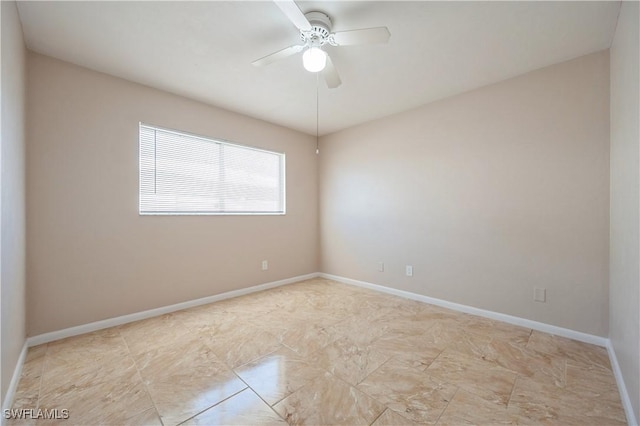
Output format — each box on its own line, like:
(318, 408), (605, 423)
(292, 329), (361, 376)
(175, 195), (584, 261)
(274, 0), (312, 32)
(332, 27), (391, 46)
(252, 44), (304, 67)
(322, 54), (341, 89)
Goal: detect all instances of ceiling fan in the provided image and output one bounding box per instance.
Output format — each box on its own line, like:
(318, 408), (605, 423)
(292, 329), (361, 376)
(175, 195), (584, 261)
(252, 0), (391, 88)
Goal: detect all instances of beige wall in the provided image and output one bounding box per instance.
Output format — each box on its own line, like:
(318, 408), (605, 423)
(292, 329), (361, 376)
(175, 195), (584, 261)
(610, 1), (640, 422)
(26, 53), (319, 336)
(1, 1), (27, 403)
(320, 51), (610, 336)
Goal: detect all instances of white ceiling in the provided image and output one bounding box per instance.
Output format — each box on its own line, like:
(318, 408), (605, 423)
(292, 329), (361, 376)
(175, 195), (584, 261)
(16, 1), (621, 136)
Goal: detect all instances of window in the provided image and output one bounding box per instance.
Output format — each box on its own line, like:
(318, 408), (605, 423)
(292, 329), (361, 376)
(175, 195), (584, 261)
(139, 124), (285, 215)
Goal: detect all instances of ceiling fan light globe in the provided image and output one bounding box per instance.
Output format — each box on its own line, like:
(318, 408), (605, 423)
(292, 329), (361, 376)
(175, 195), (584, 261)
(302, 47), (327, 72)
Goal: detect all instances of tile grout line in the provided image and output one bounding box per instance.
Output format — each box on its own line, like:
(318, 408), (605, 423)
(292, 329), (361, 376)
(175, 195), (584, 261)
(424, 346), (517, 413)
(216, 332), (281, 372)
(272, 368), (388, 425)
(505, 375), (519, 409)
(352, 356), (419, 425)
(204, 335), (288, 422)
(367, 407), (387, 426)
(231, 375), (288, 423)
(434, 386), (460, 425)
(35, 344), (49, 412)
(185, 289), (358, 421)
(183, 309), (284, 424)
(356, 354), (395, 387)
(175, 387), (248, 426)
(239, 345), (333, 409)
(235, 332), (366, 421)
(176, 313), (261, 424)
(421, 350), (469, 425)
(116, 329), (164, 426)
(353, 322), (460, 423)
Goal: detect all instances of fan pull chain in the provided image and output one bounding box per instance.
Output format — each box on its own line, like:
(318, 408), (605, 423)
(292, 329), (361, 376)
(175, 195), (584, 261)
(316, 72), (320, 154)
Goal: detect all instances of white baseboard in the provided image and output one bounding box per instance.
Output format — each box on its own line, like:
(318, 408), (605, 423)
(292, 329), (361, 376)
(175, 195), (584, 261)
(607, 341), (639, 426)
(27, 272), (319, 347)
(1, 341), (28, 423)
(321, 273), (608, 347)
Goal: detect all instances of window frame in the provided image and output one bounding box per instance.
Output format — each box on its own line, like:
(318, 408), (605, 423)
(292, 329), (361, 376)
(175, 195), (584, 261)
(138, 123), (286, 216)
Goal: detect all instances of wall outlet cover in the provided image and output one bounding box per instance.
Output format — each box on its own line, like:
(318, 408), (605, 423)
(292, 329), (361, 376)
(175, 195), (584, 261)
(534, 287), (546, 302)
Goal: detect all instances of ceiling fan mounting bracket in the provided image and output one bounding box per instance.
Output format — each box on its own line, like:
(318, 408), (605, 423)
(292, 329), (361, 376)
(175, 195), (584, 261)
(300, 11), (337, 47)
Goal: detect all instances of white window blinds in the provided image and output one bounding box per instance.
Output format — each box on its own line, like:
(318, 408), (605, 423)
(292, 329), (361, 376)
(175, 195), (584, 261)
(139, 124), (285, 215)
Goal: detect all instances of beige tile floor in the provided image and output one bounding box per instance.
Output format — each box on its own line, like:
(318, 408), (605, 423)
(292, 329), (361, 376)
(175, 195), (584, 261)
(9, 278), (626, 425)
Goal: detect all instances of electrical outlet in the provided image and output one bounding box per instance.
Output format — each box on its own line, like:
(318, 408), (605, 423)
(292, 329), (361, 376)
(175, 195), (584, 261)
(378, 262), (384, 272)
(534, 287), (546, 302)
(405, 265), (413, 276)
(261, 260), (268, 271)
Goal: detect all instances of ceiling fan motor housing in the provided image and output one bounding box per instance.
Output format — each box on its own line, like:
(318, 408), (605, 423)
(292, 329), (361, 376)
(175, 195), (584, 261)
(301, 11), (336, 47)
